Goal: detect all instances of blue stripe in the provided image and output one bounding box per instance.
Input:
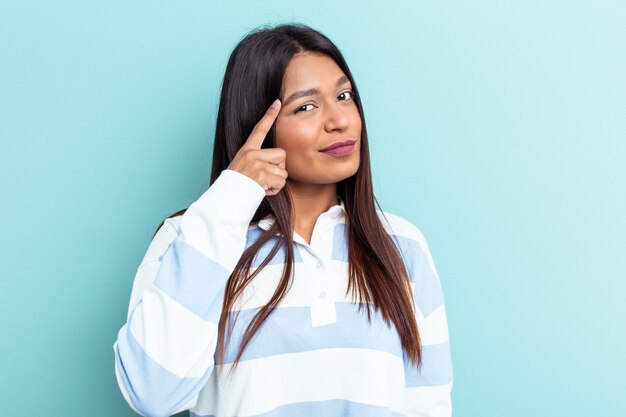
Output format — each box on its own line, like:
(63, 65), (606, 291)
(215, 302), (404, 364)
(331, 223), (348, 262)
(191, 398), (408, 417)
(115, 325), (212, 417)
(154, 238), (229, 322)
(332, 225), (444, 317)
(404, 341), (453, 387)
(246, 228), (303, 268)
(391, 235), (444, 316)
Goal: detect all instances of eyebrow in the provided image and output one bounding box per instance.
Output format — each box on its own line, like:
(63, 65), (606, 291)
(282, 75), (351, 107)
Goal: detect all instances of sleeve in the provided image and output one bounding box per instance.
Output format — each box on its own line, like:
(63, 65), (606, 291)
(399, 225), (453, 417)
(112, 169), (266, 417)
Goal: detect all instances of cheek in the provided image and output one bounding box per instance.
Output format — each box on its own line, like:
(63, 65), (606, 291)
(351, 109), (363, 132)
(275, 119), (320, 152)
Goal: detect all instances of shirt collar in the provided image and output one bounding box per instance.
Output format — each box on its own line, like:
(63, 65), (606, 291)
(254, 196), (346, 234)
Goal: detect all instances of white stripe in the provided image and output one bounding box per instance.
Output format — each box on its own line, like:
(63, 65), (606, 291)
(127, 261), (161, 320)
(129, 285), (218, 378)
(405, 383), (453, 417)
(138, 218), (180, 268)
(231, 263), (291, 311)
(232, 262), (351, 311)
(172, 394), (200, 415)
(416, 304), (450, 346)
(192, 348), (408, 417)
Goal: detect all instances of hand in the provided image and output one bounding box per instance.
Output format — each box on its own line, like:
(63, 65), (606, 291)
(226, 99), (288, 196)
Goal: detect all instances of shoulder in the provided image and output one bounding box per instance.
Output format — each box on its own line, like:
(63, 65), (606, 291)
(164, 214), (184, 230)
(376, 209), (440, 278)
(376, 209), (431, 251)
(138, 215), (184, 267)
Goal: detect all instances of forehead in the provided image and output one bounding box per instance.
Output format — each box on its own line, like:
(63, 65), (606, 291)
(281, 52), (346, 93)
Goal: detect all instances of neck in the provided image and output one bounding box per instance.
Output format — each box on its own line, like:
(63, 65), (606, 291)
(286, 180), (339, 232)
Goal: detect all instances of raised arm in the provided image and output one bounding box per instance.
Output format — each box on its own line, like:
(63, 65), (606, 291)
(113, 169), (265, 416)
(113, 99), (289, 417)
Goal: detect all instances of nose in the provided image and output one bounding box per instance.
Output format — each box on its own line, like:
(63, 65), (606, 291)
(324, 102), (350, 132)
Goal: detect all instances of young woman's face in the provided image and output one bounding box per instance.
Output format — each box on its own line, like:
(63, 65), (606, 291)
(275, 52), (362, 186)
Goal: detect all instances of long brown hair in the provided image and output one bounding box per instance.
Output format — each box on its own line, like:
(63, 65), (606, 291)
(154, 23), (421, 379)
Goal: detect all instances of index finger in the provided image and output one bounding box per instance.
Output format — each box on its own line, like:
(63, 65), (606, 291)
(242, 99), (282, 150)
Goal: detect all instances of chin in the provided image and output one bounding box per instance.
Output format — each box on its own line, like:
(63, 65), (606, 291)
(330, 163), (360, 183)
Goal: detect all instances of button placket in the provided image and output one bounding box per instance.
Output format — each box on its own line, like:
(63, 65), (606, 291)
(311, 213), (334, 250)
(301, 208), (341, 326)
(305, 252), (336, 327)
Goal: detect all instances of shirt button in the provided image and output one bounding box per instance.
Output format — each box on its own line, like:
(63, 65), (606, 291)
(320, 234), (328, 242)
(318, 291), (327, 299)
(315, 260), (322, 268)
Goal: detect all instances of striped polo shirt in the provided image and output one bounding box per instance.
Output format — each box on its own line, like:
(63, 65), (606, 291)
(113, 168), (453, 417)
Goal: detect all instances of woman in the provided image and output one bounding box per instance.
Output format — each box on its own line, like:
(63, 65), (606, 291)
(114, 23), (453, 417)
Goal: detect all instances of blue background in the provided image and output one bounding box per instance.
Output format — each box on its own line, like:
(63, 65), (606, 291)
(1, 1), (624, 416)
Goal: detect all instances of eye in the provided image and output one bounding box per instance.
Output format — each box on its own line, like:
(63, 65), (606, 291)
(338, 90), (355, 101)
(295, 103), (316, 113)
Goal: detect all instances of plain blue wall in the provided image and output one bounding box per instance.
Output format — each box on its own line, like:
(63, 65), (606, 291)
(1, 1), (624, 416)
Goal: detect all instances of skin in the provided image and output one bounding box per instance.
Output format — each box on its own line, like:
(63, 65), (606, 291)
(274, 52), (362, 243)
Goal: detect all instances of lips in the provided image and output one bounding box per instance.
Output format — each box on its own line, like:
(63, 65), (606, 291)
(319, 139), (356, 152)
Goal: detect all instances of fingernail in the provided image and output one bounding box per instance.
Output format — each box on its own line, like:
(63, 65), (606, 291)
(270, 99), (281, 108)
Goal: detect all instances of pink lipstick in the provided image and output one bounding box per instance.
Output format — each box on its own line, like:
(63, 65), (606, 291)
(319, 139), (356, 157)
